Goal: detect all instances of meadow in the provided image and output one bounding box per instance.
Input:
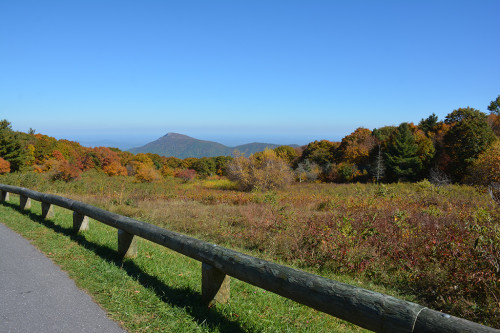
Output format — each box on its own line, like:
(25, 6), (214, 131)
(1, 170), (499, 329)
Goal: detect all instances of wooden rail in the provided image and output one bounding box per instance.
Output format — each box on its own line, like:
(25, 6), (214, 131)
(0, 184), (498, 333)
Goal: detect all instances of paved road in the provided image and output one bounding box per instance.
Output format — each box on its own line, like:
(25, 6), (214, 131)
(0, 222), (126, 333)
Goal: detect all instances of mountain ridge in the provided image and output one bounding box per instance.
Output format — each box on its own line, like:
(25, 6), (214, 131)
(128, 132), (297, 159)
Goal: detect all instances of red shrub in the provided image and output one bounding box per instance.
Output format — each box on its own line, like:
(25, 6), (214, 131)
(175, 169), (196, 181)
(0, 157), (10, 174)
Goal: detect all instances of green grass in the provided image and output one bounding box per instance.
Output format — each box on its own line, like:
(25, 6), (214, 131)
(0, 195), (369, 332)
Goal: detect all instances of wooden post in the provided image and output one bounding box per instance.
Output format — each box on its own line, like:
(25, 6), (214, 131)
(20, 195), (31, 210)
(118, 229), (137, 258)
(202, 262), (230, 306)
(72, 212), (89, 232)
(0, 190), (9, 202)
(41, 202), (54, 219)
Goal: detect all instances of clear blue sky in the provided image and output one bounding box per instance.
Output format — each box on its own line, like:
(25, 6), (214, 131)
(1, 0), (499, 149)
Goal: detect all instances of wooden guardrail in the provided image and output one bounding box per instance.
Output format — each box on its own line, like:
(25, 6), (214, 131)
(0, 184), (498, 333)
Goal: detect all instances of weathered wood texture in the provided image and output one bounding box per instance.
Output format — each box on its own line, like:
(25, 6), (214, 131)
(117, 229), (137, 258)
(0, 190), (9, 202)
(202, 263), (230, 306)
(41, 202), (54, 219)
(19, 195), (31, 210)
(1, 184), (498, 333)
(72, 212), (89, 232)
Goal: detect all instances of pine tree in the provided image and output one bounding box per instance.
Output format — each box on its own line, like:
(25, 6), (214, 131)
(384, 123), (422, 181)
(0, 120), (28, 172)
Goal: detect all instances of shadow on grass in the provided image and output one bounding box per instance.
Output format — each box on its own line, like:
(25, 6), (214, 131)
(3, 202), (247, 333)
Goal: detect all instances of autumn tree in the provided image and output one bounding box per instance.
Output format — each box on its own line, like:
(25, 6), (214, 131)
(51, 161), (81, 182)
(300, 140), (338, 169)
(273, 146), (299, 165)
(227, 149), (293, 191)
(337, 127), (376, 169)
(0, 157), (10, 174)
(294, 160), (321, 182)
(487, 95), (500, 136)
(444, 107), (496, 181)
(465, 140), (500, 185)
(103, 162), (127, 176)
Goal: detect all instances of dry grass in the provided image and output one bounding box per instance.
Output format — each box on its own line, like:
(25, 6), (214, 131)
(1, 171), (499, 327)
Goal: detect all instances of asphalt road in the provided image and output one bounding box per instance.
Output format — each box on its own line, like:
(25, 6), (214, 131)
(0, 222), (126, 333)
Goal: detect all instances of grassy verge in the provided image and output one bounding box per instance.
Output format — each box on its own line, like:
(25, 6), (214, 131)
(0, 195), (370, 332)
(2, 171), (498, 327)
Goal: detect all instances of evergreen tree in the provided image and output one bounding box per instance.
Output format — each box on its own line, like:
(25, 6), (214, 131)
(444, 108), (496, 181)
(487, 95), (500, 115)
(0, 120), (28, 172)
(418, 113), (439, 136)
(384, 123), (422, 181)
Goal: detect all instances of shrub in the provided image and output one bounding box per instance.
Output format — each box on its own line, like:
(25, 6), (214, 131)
(51, 161), (81, 182)
(0, 157), (10, 174)
(465, 140), (500, 185)
(175, 169), (196, 182)
(103, 162), (127, 176)
(135, 166), (161, 183)
(160, 165), (175, 178)
(227, 149), (293, 191)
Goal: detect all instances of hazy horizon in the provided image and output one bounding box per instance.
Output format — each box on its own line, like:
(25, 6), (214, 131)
(47, 130), (340, 151)
(1, 1), (499, 145)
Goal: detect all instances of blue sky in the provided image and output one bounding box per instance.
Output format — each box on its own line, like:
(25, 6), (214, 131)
(1, 1), (499, 149)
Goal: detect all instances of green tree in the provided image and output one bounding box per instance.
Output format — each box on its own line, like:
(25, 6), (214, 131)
(444, 107), (496, 181)
(487, 95), (500, 115)
(384, 123), (422, 181)
(487, 95), (500, 136)
(300, 140), (337, 169)
(418, 113), (439, 136)
(0, 120), (28, 171)
(191, 157), (216, 178)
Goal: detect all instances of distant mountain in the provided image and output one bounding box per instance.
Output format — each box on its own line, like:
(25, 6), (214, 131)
(128, 133), (297, 159)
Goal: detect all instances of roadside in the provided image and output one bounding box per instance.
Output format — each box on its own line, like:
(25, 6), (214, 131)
(0, 222), (126, 333)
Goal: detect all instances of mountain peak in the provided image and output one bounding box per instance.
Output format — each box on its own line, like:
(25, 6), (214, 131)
(163, 132), (191, 139)
(129, 133), (297, 159)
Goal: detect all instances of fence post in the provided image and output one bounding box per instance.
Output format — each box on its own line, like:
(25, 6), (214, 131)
(118, 229), (137, 258)
(41, 202), (54, 219)
(20, 195), (31, 210)
(201, 262), (230, 306)
(0, 190), (8, 202)
(73, 212), (89, 232)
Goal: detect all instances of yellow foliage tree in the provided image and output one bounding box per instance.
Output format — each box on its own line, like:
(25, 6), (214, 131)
(466, 140), (500, 184)
(227, 149), (293, 191)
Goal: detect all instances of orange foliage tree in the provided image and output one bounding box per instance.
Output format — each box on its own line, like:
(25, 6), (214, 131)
(0, 157), (10, 174)
(103, 162), (127, 176)
(337, 127), (376, 167)
(466, 140), (500, 184)
(51, 161), (81, 182)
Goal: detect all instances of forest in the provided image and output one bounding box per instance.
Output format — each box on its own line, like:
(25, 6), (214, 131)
(0, 96), (499, 187)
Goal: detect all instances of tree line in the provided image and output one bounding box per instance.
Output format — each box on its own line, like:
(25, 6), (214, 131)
(0, 95), (499, 190)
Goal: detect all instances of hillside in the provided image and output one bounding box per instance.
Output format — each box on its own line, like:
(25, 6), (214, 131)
(128, 133), (294, 158)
